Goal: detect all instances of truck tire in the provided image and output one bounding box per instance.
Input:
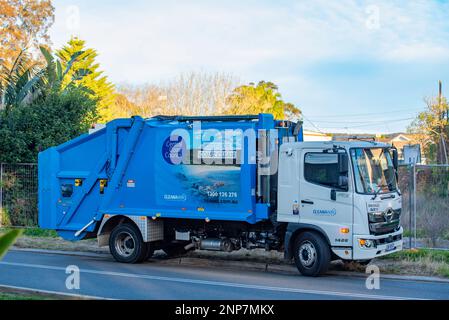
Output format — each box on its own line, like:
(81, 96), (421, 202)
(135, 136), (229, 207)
(109, 223), (147, 263)
(293, 231), (331, 277)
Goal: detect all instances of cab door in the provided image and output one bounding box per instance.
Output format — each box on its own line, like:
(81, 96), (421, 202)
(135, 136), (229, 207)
(298, 149), (354, 247)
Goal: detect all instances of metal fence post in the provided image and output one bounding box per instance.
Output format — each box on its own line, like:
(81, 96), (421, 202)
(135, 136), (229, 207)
(413, 164), (417, 249)
(408, 164), (413, 249)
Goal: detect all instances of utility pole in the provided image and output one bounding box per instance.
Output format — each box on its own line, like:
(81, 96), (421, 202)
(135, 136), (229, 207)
(440, 80), (449, 121)
(438, 81), (449, 164)
(439, 80), (443, 120)
(439, 81), (442, 164)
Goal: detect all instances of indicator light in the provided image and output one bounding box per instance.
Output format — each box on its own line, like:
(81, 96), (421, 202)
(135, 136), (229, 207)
(359, 239), (375, 248)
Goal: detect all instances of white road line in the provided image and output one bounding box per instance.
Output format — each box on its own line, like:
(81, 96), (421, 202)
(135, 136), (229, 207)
(0, 261), (425, 300)
(0, 284), (113, 300)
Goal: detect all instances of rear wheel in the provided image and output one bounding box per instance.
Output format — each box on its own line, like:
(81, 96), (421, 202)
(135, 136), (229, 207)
(293, 231), (331, 277)
(109, 223), (147, 263)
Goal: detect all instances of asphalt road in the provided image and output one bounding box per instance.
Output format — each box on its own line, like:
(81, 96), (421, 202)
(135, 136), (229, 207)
(0, 250), (448, 300)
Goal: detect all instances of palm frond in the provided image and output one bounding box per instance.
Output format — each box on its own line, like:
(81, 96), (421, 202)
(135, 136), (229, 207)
(0, 229), (23, 260)
(0, 50), (45, 108)
(40, 46), (56, 85)
(16, 69), (46, 104)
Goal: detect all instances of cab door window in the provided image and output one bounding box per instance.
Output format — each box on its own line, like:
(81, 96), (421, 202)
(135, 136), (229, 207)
(304, 153), (344, 189)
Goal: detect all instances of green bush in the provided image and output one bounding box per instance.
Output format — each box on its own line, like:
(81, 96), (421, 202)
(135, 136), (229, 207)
(0, 87), (98, 163)
(0, 227), (57, 238)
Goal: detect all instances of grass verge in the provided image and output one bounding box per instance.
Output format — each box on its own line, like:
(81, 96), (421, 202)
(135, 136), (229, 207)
(0, 227), (58, 238)
(378, 248), (449, 278)
(339, 249), (449, 278)
(0, 290), (57, 300)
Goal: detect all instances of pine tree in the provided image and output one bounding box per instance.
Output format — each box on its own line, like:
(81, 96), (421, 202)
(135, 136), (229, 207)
(56, 37), (115, 122)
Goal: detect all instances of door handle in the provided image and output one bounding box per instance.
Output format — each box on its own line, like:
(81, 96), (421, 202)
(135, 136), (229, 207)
(301, 200), (314, 205)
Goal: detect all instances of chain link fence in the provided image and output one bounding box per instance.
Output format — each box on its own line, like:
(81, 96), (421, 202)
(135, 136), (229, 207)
(0, 163), (38, 227)
(398, 164), (449, 250)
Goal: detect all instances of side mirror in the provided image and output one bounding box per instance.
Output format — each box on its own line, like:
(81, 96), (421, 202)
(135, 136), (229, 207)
(338, 153), (349, 175)
(337, 153), (349, 192)
(392, 148), (399, 170)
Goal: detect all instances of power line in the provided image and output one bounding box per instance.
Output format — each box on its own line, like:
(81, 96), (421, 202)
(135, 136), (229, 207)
(306, 107), (424, 119)
(310, 117), (414, 129)
(302, 114), (325, 134)
(306, 116), (419, 124)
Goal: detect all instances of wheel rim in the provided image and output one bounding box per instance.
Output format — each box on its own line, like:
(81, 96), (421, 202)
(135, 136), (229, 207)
(299, 241), (317, 268)
(115, 232), (136, 257)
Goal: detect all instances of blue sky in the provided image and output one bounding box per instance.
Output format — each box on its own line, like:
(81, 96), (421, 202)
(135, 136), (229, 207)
(49, 0), (449, 133)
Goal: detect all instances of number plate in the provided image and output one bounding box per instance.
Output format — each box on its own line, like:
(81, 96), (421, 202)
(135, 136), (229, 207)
(385, 243), (396, 252)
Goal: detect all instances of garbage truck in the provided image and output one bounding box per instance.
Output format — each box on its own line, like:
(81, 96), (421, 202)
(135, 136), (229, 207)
(38, 114), (403, 276)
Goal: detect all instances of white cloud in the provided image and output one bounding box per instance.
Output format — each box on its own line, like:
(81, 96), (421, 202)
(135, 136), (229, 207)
(50, 0), (449, 84)
(48, 0), (449, 133)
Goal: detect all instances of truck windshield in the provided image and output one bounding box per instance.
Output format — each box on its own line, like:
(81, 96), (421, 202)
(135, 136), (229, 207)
(350, 148), (397, 194)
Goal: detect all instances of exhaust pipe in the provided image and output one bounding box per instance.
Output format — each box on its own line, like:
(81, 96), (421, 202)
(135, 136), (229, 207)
(199, 238), (233, 252)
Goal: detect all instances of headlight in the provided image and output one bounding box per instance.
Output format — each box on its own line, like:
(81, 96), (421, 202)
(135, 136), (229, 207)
(358, 239), (376, 248)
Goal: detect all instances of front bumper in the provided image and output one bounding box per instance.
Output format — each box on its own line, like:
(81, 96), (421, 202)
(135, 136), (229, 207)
(352, 227), (403, 260)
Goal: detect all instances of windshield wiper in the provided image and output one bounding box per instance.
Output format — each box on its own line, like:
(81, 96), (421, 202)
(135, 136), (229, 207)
(371, 183), (392, 200)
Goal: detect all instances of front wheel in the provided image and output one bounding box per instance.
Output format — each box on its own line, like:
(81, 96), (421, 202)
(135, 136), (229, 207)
(109, 223), (148, 263)
(293, 231), (331, 277)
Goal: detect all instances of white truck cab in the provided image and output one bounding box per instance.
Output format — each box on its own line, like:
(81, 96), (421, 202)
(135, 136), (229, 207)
(278, 141), (403, 265)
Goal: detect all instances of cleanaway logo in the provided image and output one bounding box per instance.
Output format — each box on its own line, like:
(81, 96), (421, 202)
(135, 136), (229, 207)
(164, 193), (187, 201)
(312, 209), (337, 216)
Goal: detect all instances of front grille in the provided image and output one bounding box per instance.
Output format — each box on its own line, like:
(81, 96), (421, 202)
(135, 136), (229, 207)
(368, 208), (401, 223)
(369, 209), (401, 235)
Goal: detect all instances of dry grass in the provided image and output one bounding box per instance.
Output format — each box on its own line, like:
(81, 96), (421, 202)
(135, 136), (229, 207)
(335, 249), (449, 278)
(12, 235), (109, 254)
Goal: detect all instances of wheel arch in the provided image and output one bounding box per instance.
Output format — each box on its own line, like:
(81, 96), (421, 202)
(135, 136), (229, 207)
(284, 223), (331, 260)
(97, 215), (141, 247)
